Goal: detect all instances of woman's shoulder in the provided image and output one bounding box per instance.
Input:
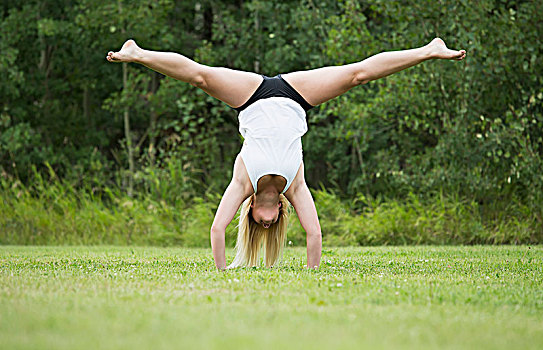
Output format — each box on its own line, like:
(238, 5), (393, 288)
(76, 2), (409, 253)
(284, 162), (305, 198)
(232, 155), (255, 196)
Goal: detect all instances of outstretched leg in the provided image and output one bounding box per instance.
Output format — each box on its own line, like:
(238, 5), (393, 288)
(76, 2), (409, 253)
(106, 40), (262, 108)
(282, 38), (466, 106)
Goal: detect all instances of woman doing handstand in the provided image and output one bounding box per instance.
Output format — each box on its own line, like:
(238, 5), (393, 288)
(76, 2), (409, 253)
(106, 38), (466, 270)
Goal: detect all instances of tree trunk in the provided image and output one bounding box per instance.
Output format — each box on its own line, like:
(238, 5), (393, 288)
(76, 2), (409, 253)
(83, 85), (93, 129)
(118, 0), (134, 197)
(203, 3), (213, 40)
(148, 72), (159, 167)
(123, 62), (134, 197)
(253, 9), (260, 73)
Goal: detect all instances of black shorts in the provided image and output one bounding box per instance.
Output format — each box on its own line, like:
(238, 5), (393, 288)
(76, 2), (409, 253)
(234, 74), (314, 113)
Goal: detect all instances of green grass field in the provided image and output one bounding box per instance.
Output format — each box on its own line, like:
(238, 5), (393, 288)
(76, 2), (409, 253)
(1, 246), (542, 350)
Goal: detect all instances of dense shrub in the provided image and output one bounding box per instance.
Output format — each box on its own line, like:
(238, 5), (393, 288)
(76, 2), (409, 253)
(2, 178), (540, 247)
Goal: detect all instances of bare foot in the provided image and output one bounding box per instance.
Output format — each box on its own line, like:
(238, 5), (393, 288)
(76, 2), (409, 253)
(427, 38), (466, 60)
(106, 39), (142, 63)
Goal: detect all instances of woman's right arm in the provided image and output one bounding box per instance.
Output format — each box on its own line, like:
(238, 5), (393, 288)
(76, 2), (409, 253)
(285, 164), (322, 269)
(210, 156), (252, 270)
(288, 182), (322, 268)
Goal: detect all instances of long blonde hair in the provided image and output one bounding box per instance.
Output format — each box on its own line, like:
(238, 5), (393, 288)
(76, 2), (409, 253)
(228, 194), (290, 268)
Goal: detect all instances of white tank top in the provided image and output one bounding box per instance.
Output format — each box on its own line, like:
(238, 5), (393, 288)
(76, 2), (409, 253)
(238, 97), (308, 193)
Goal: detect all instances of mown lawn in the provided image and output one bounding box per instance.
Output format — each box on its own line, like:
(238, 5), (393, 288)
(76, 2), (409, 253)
(1, 246), (542, 350)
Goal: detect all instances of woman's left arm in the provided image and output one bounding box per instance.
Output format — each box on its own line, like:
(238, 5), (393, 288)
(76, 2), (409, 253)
(286, 178), (322, 268)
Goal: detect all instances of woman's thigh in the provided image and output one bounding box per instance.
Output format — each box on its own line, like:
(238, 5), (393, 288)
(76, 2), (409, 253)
(199, 67), (263, 108)
(281, 63), (361, 106)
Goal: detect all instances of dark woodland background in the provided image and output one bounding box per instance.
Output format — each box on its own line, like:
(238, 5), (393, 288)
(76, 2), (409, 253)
(1, 0), (542, 246)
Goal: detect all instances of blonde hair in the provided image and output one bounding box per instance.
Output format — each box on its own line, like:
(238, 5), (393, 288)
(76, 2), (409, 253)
(228, 194), (290, 268)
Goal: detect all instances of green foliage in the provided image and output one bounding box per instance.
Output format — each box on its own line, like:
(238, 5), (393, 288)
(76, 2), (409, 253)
(307, 189), (541, 246)
(318, 0), (543, 204)
(1, 0), (542, 244)
(2, 177), (540, 247)
(0, 172), (208, 246)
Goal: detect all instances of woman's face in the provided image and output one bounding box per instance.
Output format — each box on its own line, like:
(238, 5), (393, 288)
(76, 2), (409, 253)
(251, 202), (281, 228)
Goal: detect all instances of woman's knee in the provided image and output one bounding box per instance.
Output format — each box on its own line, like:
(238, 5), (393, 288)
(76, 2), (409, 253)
(353, 69), (370, 85)
(190, 72), (206, 88)
(188, 63), (210, 88)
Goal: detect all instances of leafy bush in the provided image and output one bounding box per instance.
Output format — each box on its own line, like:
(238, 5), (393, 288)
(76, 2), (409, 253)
(3, 174), (539, 247)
